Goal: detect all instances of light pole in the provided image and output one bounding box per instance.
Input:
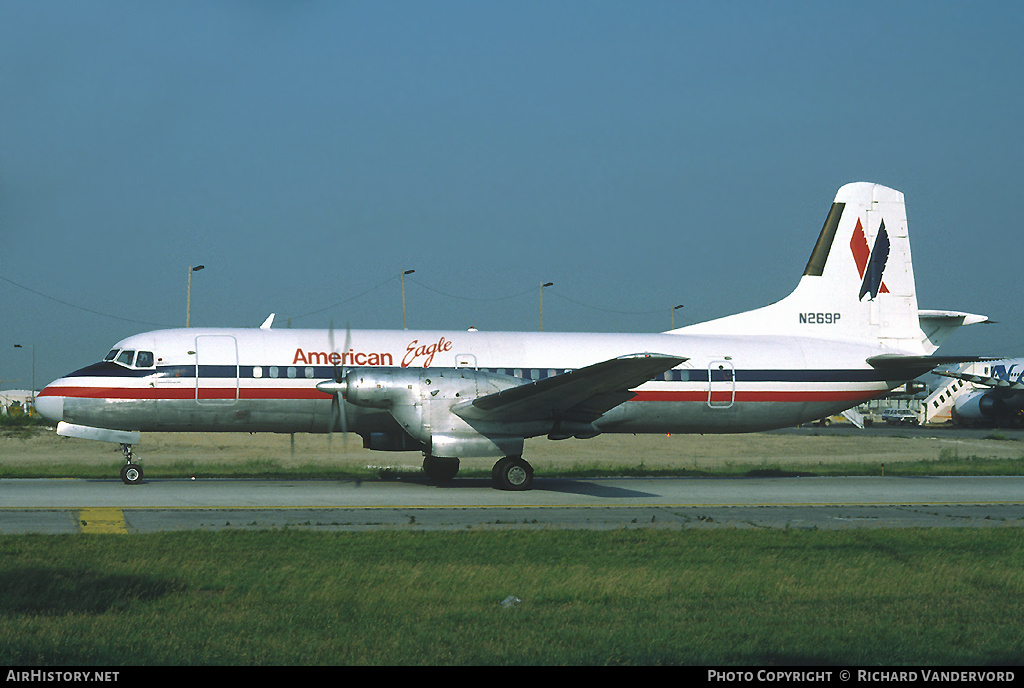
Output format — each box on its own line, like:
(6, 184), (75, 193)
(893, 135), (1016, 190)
(539, 282), (553, 331)
(401, 269), (415, 329)
(186, 264), (205, 327)
(671, 304), (684, 329)
(13, 344), (34, 412)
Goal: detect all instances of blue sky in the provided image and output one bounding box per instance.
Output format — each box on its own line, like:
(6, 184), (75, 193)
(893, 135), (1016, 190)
(3, 1), (1022, 388)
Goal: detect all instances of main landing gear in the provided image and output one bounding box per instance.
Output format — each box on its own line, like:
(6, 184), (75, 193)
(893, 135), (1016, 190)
(422, 455), (460, 482)
(492, 455), (534, 491)
(119, 443), (143, 485)
(422, 454), (535, 490)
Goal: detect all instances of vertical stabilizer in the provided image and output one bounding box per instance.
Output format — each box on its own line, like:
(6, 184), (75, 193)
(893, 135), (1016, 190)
(676, 183), (925, 350)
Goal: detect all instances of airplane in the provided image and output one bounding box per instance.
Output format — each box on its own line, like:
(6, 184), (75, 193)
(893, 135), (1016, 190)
(35, 182), (990, 490)
(936, 359), (1024, 426)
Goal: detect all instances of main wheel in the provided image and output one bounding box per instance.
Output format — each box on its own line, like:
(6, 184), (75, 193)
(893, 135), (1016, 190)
(120, 463), (143, 485)
(492, 456), (533, 491)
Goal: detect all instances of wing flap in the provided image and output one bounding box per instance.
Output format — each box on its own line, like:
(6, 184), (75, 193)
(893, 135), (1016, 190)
(453, 353), (686, 423)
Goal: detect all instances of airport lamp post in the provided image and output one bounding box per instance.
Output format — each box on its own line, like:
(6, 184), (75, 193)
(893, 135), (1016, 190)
(671, 304), (684, 329)
(186, 264), (205, 328)
(401, 269), (415, 329)
(539, 282), (553, 331)
(13, 344), (34, 412)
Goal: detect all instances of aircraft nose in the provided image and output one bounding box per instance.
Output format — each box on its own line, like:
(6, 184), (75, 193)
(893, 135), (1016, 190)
(34, 387), (65, 424)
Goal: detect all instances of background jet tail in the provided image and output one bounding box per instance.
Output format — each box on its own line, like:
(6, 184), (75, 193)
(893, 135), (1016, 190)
(674, 182), (984, 353)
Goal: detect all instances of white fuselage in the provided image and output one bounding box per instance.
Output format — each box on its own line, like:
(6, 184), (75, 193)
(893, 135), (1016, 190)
(37, 326), (899, 440)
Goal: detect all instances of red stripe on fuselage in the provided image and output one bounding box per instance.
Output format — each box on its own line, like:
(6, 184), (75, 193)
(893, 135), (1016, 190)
(631, 390), (881, 403)
(36, 386), (332, 401)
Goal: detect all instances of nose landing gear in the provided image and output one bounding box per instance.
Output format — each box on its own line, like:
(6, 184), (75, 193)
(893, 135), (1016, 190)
(119, 443), (143, 485)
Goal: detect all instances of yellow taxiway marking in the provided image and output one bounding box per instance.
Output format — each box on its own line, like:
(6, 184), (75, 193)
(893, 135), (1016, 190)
(78, 507), (128, 534)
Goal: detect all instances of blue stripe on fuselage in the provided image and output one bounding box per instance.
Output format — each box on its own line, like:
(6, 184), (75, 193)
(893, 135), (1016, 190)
(65, 362), (893, 384)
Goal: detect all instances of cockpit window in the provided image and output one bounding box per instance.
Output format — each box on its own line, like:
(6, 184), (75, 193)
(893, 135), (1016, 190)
(107, 348), (156, 369)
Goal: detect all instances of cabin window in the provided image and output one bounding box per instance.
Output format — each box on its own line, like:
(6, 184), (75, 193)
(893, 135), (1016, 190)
(305, 367), (314, 379)
(253, 366), (263, 378)
(287, 367), (296, 379)
(269, 366), (279, 378)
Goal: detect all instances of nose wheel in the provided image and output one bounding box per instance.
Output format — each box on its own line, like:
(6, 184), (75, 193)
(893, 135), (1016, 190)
(119, 444), (144, 485)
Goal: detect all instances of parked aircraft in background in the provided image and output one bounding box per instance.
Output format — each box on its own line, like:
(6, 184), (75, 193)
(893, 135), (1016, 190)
(36, 182), (988, 489)
(937, 359), (1024, 426)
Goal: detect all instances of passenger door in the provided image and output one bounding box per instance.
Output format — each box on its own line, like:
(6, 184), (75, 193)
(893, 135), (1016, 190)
(195, 335), (239, 405)
(707, 360), (736, 409)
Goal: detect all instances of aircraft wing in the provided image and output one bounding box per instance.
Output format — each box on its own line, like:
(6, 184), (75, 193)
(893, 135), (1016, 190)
(452, 353), (686, 423)
(934, 370), (1024, 390)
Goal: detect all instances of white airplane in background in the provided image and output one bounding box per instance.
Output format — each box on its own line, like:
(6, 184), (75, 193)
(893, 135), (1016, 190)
(937, 359), (1024, 426)
(37, 182), (989, 490)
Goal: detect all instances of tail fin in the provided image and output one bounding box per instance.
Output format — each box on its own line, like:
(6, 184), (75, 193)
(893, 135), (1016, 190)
(675, 182), (937, 351)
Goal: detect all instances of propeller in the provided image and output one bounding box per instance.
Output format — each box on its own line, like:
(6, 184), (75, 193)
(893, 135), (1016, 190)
(316, 320), (351, 449)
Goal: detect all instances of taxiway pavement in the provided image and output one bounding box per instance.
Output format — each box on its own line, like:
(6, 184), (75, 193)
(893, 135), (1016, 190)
(2, 475), (1023, 533)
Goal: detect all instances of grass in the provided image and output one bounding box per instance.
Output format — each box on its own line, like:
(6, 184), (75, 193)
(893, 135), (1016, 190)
(0, 412), (48, 439)
(1, 529), (1023, 665)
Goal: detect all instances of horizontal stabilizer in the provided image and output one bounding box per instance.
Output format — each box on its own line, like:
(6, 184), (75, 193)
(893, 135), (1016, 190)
(918, 310), (992, 352)
(919, 310), (993, 326)
(867, 354), (995, 380)
(454, 353), (686, 423)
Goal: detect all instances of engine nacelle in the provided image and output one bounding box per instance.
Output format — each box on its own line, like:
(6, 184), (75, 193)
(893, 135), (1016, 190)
(954, 392), (1004, 420)
(330, 367), (533, 457)
(345, 369), (407, 409)
(341, 367), (524, 408)
(431, 433), (524, 458)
